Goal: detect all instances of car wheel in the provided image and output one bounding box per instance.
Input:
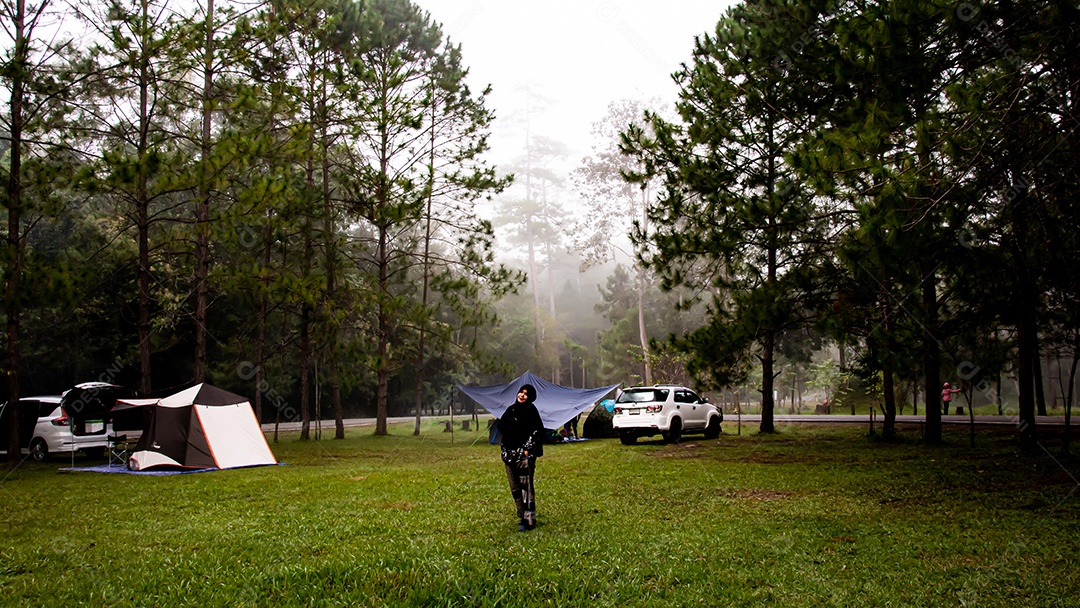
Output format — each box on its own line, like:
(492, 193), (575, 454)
(663, 418), (682, 443)
(704, 415), (721, 439)
(619, 431), (637, 445)
(29, 439), (50, 462)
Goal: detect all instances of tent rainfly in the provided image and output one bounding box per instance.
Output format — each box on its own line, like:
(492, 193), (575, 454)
(456, 371), (619, 429)
(117, 383), (277, 471)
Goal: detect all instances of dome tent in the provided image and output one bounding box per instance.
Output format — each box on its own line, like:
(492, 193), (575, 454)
(117, 383), (276, 471)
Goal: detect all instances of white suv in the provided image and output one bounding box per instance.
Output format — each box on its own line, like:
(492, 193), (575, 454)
(612, 385), (722, 445)
(0, 386), (118, 461)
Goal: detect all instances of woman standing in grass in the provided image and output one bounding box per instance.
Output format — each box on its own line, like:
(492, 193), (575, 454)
(499, 383), (544, 531)
(941, 382), (961, 415)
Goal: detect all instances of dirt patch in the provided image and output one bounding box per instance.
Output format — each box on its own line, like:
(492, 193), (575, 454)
(650, 443), (704, 458)
(651, 440), (839, 464)
(731, 451), (825, 464)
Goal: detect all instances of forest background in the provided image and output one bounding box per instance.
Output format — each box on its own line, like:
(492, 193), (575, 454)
(1, 0), (1077, 453)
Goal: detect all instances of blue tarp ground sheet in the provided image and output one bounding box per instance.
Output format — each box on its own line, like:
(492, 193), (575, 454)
(59, 463), (285, 475)
(59, 463), (217, 475)
(456, 371), (619, 430)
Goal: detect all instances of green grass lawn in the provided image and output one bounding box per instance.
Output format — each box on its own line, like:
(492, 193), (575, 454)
(1, 421), (1078, 607)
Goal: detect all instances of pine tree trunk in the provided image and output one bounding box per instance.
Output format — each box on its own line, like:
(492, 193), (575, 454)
(1033, 348), (1047, 416)
(299, 97), (315, 440)
(415, 91), (436, 436)
(136, 0), (152, 396)
(1008, 171), (1038, 447)
(883, 302), (897, 440)
(546, 242), (560, 385)
(4, 0), (24, 462)
(996, 371), (1003, 416)
(922, 264), (942, 444)
(193, 0), (215, 384)
(253, 222), (272, 425)
(299, 304), (311, 440)
(317, 79), (344, 441)
(528, 236), (542, 352)
(882, 367), (896, 441)
(638, 190), (652, 385)
(1002, 0), (1038, 449)
(760, 332), (776, 433)
(758, 131), (779, 434)
(1062, 333), (1077, 456)
(376, 222), (390, 436)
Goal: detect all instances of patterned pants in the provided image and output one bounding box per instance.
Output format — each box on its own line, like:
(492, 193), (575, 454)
(505, 459), (536, 527)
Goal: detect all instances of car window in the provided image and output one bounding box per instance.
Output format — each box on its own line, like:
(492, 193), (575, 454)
(617, 389), (669, 403)
(617, 390), (653, 403)
(17, 399), (41, 420)
(674, 390), (695, 403)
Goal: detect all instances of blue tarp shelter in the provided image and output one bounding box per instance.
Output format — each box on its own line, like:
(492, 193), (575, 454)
(456, 371), (619, 429)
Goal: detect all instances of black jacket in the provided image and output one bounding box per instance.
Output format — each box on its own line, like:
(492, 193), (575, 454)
(499, 401), (544, 458)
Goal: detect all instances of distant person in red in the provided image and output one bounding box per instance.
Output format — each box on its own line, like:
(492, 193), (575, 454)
(498, 384), (544, 531)
(941, 382), (961, 415)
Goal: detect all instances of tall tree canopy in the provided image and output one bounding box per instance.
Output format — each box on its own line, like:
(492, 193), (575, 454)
(0, 0), (516, 454)
(622, 0), (832, 433)
(616, 0), (1078, 444)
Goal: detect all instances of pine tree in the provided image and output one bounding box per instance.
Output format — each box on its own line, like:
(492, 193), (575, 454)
(1, 0), (80, 460)
(622, 1), (832, 433)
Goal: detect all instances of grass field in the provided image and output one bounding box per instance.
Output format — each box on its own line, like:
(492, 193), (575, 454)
(1, 420), (1078, 607)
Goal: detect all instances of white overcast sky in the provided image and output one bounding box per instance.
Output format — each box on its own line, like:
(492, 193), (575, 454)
(421, 0), (732, 166)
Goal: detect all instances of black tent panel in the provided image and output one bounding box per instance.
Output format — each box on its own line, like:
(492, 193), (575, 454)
(183, 409), (216, 469)
(193, 384), (247, 407)
(133, 406), (194, 466)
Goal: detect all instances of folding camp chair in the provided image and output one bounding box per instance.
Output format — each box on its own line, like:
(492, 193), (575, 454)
(108, 434), (131, 465)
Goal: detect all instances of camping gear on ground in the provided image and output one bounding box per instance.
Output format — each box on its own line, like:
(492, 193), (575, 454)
(583, 404), (616, 438)
(116, 383), (276, 471)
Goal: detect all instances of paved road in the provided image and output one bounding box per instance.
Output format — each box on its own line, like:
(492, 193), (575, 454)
(725, 414), (1070, 426)
(262, 413), (1072, 433)
(262, 416), (461, 433)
